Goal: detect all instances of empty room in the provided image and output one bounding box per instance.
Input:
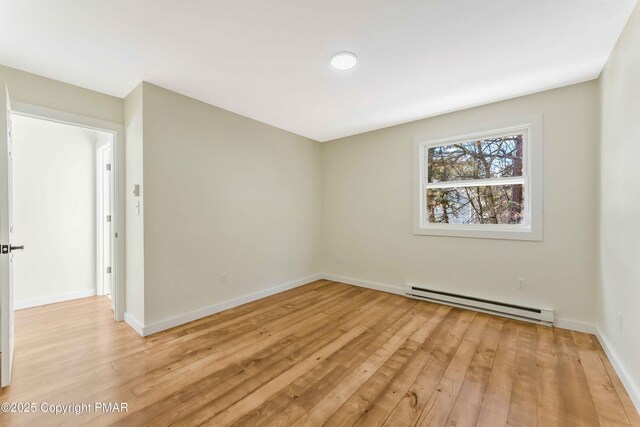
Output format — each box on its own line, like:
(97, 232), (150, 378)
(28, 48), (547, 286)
(0, 1), (638, 426)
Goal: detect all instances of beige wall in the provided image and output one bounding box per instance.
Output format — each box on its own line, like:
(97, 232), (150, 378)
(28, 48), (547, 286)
(322, 81), (600, 326)
(0, 65), (123, 124)
(124, 84), (145, 323)
(598, 4), (640, 404)
(12, 115), (97, 306)
(140, 83), (322, 326)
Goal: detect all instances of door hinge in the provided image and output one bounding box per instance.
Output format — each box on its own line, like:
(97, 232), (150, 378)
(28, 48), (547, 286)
(106, 266), (112, 274)
(106, 164), (112, 171)
(106, 215), (111, 222)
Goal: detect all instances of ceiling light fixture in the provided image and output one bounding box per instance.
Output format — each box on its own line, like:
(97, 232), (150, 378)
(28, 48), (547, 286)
(330, 51), (358, 70)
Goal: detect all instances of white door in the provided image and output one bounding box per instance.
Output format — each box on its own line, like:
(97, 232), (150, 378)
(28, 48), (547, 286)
(102, 146), (112, 299)
(0, 82), (16, 387)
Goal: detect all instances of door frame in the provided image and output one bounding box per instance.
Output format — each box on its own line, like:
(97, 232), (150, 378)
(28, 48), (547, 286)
(11, 102), (126, 321)
(96, 140), (113, 299)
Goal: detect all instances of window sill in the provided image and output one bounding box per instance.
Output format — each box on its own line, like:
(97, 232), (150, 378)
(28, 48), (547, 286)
(413, 225), (542, 241)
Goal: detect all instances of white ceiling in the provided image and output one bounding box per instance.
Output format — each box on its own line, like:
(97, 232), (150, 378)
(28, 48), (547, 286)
(0, 1), (636, 141)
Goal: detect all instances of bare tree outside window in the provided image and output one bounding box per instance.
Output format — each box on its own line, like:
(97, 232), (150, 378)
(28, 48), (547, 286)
(425, 135), (525, 225)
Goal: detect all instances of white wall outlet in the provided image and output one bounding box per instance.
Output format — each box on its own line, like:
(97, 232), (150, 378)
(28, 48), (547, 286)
(220, 273), (228, 285)
(336, 255), (342, 264)
(618, 312), (623, 331)
(517, 278), (526, 290)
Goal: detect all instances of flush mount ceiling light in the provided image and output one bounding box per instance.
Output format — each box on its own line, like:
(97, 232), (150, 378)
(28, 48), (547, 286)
(330, 51), (358, 70)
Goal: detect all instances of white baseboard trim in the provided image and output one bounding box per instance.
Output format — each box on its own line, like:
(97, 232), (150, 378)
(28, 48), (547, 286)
(124, 312), (145, 336)
(135, 273), (323, 337)
(554, 318), (596, 334)
(15, 289), (96, 310)
(321, 273), (404, 296)
(595, 327), (640, 414)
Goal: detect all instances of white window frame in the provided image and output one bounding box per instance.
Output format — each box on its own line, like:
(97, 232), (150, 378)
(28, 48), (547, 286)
(413, 115), (543, 241)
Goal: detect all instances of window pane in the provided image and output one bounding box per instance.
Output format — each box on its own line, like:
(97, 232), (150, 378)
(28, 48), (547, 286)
(426, 184), (525, 224)
(427, 134), (524, 183)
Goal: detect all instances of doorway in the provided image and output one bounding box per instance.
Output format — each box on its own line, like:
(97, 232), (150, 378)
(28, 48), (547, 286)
(6, 101), (125, 330)
(11, 114), (114, 310)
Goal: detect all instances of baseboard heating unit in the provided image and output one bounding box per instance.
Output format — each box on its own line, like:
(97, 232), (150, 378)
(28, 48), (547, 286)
(404, 285), (554, 325)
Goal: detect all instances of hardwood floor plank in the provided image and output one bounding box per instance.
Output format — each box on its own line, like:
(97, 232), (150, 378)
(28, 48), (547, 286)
(202, 325), (368, 426)
(192, 330), (375, 426)
(535, 324), (566, 427)
(321, 303), (451, 427)
(414, 314), (491, 426)
(291, 302), (437, 426)
(0, 281), (637, 427)
(19, 286), (363, 425)
(323, 339), (419, 427)
(505, 322), (539, 427)
(123, 290), (397, 426)
(382, 309), (477, 426)
(591, 336), (640, 427)
(231, 295), (418, 427)
(19, 282), (348, 364)
(70, 288), (374, 425)
(475, 320), (519, 427)
(8, 283), (352, 394)
(333, 304), (453, 427)
(578, 348), (631, 425)
(443, 316), (504, 427)
(553, 327), (600, 426)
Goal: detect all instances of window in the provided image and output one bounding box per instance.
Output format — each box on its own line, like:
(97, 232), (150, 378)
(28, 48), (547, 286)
(413, 117), (542, 240)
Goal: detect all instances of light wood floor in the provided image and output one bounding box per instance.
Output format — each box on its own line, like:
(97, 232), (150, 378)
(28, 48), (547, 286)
(0, 280), (638, 426)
